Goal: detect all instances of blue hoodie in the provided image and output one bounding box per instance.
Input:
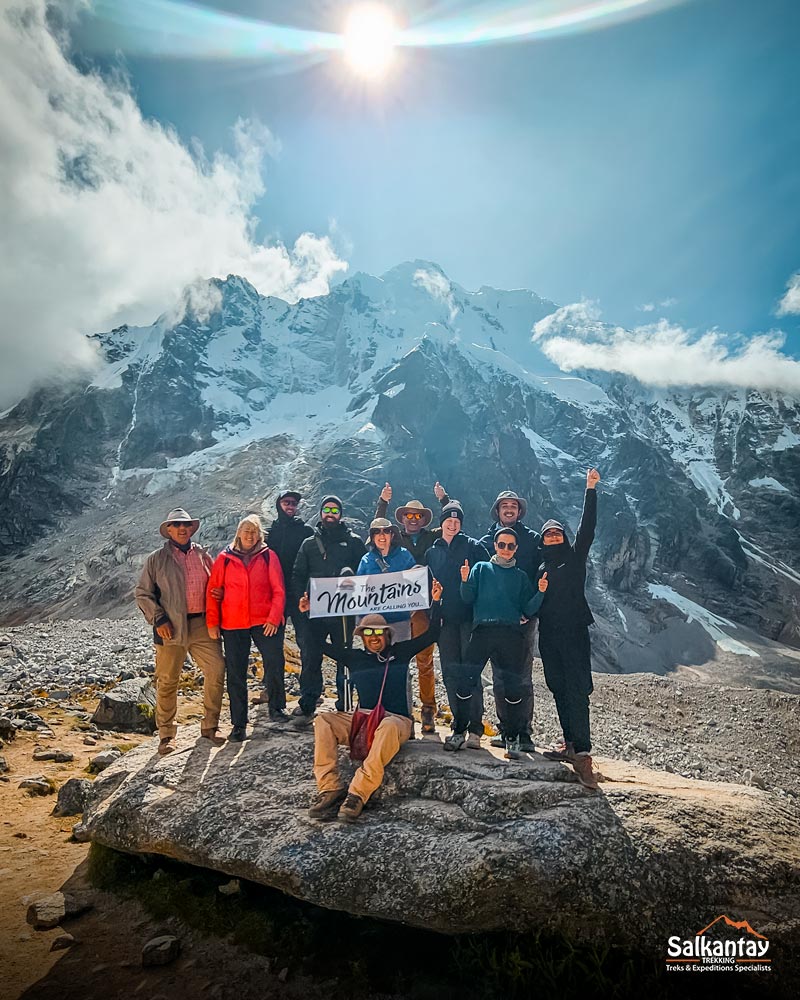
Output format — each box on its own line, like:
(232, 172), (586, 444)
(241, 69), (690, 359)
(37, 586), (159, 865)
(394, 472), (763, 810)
(357, 544), (416, 623)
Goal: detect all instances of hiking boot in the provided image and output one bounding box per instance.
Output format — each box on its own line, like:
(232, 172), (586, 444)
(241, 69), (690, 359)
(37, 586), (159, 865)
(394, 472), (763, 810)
(338, 793), (365, 823)
(228, 726), (247, 743)
(269, 708), (290, 723)
(490, 735), (506, 749)
(200, 728), (225, 747)
(572, 752), (599, 790)
(308, 788), (347, 821)
(421, 706), (436, 735)
(517, 735), (536, 754)
(466, 732), (482, 750)
(290, 710), (314, 729)
(443, 731), (468, 752)
(543, 739), (576, 762)
(250, 692), (269, 706)
(157, 737), (175, 757)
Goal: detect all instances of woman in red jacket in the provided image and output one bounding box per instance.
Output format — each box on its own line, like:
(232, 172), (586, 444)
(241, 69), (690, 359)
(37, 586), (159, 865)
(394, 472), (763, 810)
(207, 514), (286, 740)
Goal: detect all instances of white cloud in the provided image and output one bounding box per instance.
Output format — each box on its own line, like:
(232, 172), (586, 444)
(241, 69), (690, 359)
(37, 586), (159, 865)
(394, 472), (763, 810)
(535, 311), (800, 393)
(413, 268), (458, 322)
(638, 302), (656, 313)
(0, 1), (347, 407)
(777, 272), (800, 316)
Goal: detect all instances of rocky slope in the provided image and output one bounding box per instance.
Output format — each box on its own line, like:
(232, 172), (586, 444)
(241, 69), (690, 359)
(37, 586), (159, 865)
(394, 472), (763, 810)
(0, 262), (799, 685)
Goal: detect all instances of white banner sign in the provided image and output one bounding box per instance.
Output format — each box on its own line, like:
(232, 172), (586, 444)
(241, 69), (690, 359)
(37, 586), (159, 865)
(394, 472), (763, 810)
(309, 566), (430, 619)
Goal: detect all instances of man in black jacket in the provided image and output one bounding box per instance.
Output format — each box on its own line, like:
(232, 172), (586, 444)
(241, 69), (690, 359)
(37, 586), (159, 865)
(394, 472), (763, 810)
(291, 495), (367, 723)
(425, 501), (490, 746)
(304, 581), (442, 823)
(246, 490), (314, 710)
(538, 468), (600, 790)
(479, 491), (542, 752)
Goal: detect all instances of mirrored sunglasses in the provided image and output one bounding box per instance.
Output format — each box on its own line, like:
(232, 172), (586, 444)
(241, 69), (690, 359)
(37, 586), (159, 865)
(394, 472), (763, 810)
(404, 512), (423, 520)
(361, 627), (386, 636)
(496, 541), (517, 550)
(321, 506), (340, 514)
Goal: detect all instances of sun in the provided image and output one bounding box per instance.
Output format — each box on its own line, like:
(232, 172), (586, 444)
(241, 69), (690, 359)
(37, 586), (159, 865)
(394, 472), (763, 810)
(342, 4), (398, 78)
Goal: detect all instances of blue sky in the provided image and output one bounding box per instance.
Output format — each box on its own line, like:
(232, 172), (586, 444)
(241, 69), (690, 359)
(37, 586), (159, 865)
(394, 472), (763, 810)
(71, 0), (800, 348)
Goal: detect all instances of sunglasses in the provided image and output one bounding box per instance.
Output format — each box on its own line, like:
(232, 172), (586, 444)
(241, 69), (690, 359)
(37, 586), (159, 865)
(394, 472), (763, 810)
(361, 627), (386, 636)
(167, 522), (191, 528)
(404, 512), (423, 520)
(321, 506), (340, 514)
(496, 541), (517, 550)
(281, 499), (299, 506)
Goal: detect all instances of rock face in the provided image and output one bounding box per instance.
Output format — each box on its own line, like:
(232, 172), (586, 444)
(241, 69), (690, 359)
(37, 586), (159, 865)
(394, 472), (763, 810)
(91, 677), (156, 734)
(0, 264), (798, 683)
(81, 722), (800, 951)
(52, 777), (95, 817)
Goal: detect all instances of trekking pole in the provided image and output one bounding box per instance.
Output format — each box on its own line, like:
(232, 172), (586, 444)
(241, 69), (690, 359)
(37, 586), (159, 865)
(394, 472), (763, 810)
(340, 567), (354, 712)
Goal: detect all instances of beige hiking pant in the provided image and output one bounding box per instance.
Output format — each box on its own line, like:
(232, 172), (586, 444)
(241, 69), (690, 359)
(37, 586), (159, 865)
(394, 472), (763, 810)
(153, 615), (225, 738)
(411, 609), (436, 710)
(313, 710), (413, 803)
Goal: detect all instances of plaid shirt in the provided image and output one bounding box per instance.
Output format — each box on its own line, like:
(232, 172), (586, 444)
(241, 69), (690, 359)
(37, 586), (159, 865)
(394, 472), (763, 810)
(170, 544), (210, 614)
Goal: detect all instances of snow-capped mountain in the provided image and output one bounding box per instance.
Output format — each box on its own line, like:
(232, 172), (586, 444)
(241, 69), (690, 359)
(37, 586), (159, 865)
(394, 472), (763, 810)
(1, 262), (799, 687)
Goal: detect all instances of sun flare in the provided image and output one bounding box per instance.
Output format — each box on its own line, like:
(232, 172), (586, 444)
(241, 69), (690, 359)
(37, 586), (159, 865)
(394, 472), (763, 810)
(342, 4), (398, 78)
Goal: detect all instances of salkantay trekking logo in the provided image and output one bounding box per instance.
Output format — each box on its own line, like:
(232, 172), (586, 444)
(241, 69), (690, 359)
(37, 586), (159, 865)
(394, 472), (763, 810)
(666, 915), (771, 973)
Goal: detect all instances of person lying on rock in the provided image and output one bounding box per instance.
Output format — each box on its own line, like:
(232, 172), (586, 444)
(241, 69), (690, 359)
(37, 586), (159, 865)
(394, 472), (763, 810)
(299, 579), (442, 823)
(539, 468), (601, 790)
(454, 529), (548, 756)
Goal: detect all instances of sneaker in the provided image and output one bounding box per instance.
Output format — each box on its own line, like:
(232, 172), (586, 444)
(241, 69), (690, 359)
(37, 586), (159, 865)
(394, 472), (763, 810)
(489, 735), (506, 749)
(269, 708), (290, 723)
(572, 752), (599, 790)
(200, 728), (225, 747)
(443, 731), (468, 752)
(338, 793), (365, 823)
(517, 735), (536, 754)
(421, 706), (436, 735)
(157, 736), (175, 757)
(504, 736), (521, 760)
(308, 788), (347, 821)
(543, 739), (576, 762)
(228, 726), (247, 743)
(466, 732), (482, 750)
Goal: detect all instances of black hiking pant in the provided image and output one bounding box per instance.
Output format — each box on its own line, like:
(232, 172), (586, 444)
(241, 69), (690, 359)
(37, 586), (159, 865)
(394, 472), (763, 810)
(491, 618), (536, 736)
(438, 621), (484, 735)
(538, 626), (593, 753)
(458, 625), (528, 739)
(222, 626), (285, 728)
(298, 616), (354, 715)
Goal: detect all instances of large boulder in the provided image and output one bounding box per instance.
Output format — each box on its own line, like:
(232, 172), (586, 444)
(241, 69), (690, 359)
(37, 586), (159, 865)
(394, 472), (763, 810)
(91, 677), (156, 734)
(81, 721), (800, 955)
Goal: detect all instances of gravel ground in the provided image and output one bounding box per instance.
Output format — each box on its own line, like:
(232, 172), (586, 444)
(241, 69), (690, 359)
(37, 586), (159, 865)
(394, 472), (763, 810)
(2, 617), (798, 800)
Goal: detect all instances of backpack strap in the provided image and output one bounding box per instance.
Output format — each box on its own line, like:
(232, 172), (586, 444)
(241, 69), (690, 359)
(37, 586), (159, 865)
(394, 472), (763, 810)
(315, 535), (327, 560)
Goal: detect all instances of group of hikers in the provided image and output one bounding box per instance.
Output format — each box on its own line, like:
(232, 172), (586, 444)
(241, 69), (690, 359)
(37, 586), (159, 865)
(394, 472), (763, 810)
(134, 469), (601, 824)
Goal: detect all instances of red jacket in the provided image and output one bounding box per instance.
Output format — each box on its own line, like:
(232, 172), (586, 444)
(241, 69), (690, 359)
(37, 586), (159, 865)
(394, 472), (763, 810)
(206, 546), (286, 630)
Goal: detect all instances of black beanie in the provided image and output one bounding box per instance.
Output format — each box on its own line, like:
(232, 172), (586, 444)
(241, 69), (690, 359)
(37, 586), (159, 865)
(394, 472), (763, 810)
(440, 501), (464, 525)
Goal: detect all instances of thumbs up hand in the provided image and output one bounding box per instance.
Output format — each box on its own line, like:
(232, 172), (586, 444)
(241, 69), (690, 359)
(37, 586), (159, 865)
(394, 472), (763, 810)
(460, 560), (470, 583)
(380, 482), (392, 502)
(538, 571), (549, 593)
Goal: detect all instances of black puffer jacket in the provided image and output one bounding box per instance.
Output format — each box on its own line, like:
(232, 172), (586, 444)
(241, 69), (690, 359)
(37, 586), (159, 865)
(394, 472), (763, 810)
(266, 499), (314, 599)
(292, 521), (367, 598)
(425, 533), (491, 624)
(536, 489), (597, 632)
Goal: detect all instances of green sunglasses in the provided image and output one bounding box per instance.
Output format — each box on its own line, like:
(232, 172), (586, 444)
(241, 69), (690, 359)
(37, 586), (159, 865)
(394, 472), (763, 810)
(321, 505), (341, 514)
(361, 627), (387, 636)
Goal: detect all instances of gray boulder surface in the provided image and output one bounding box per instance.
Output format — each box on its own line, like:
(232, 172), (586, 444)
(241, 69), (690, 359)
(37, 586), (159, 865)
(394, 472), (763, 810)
(91, 677), (156, 734)
(52, 777), (95, 817)
(81, 720), (800, 952)
(26, 891), (94, 930)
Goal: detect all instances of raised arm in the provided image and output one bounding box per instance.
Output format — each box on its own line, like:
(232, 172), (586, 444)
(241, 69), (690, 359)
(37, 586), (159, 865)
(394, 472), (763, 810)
(375, 482), (392, 519)
(574, 468), (599, 560)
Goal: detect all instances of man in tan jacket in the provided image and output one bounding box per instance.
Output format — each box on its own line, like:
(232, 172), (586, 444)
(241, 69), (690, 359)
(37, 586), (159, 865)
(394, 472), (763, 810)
(135, 508), (225, 755)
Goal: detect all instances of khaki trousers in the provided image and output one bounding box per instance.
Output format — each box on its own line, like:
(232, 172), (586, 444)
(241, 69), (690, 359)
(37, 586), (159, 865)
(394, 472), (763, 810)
(313, 710), (413, 803)
(411, 609), (436, 710)
(154, 616), (225, 738)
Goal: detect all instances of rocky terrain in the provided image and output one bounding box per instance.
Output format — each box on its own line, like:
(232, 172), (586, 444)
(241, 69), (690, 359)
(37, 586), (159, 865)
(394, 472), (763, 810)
(0, 263), (799, 685)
